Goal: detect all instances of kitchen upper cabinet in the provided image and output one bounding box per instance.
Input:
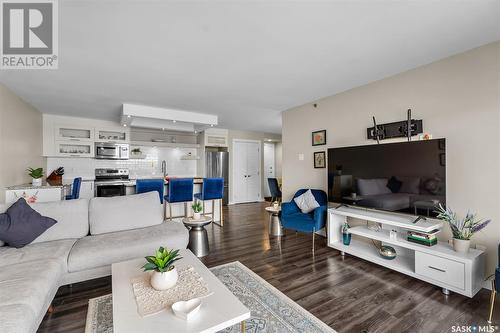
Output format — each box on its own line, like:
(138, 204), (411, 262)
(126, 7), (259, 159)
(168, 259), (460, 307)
(56, 141), (94, 158)
(95, 128), (129, 143)
(55, 125), (94, 142)
(204, 128), (228, 147)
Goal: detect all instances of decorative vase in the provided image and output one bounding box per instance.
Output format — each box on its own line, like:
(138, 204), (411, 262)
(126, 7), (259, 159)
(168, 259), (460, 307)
(32, 178), (42, 186)
(193, 212), (201, 220)
(453, 238), (470, 254)
(342, 232), (351, 245)
(150, 267), (178, 290)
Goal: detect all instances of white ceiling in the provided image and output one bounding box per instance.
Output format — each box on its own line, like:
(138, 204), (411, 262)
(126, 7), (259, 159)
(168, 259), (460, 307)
(1, 0), (499, 134)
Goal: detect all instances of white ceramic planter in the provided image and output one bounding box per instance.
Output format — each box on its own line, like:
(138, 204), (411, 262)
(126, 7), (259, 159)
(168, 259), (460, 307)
(453, 238), (470, 254)
(193, 212), (201, 220)
(150, 267), (178, 290)
(32, 178), (42, 187)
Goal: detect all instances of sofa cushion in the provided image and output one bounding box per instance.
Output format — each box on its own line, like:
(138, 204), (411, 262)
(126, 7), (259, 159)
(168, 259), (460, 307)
(89, 192), (162, 235)
(0, 304), (36, 333)
(0, 259), (63, 314)
(399, 176), (421, 194)
(30, 199), (89, 243)
(68, 222), (189, 273)
(0, 239), (77, 271)
(293, 189), (320, 214)
(386, 176), (403, 193)
(357, 178), (392, 196)
(0, 198), (57, 248)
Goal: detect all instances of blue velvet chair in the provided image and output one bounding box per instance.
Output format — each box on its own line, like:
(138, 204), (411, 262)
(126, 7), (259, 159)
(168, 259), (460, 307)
(65, 177), (82, 200)
(194, 178), (224, 226)
(136, 179), (164, 204)
(267, 178), (282, 204)
(281, 189), (328, 252)
(488, 244), (500, 323)
(164, 178), (194, 221)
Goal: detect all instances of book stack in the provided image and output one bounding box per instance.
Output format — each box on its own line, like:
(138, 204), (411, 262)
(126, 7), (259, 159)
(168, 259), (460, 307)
(407, 229), (439, 246)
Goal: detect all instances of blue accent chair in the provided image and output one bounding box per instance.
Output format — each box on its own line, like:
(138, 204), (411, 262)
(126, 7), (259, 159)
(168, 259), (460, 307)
(488, 243), (500, 323)
(267, 178), (282, 204)
(136, 179), (164, 204)
(281, 189), (328, 252)
(164, 178), (194, 221)
(65, 177), (82, 200)
(194, 178), (225, 226)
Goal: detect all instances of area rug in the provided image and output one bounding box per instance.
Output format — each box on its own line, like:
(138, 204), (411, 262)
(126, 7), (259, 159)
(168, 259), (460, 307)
(85, 261), (335, 333)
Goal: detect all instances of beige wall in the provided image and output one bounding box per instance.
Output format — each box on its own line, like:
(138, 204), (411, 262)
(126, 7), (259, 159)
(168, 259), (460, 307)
(282, 41), (500, 275)
(227, 129), (281, 203)
(0, 84), (43, 203)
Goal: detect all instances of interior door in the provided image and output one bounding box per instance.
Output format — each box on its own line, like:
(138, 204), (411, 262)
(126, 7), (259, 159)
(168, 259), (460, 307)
(233, 141), (248, 204)
(245, 141), (261, 202)
(263, 143), (275, 197)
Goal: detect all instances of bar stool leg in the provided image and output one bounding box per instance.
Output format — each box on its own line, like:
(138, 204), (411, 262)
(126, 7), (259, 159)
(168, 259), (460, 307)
(203, 200), (205, 215)
(169, 202), (173, 221)
(211, 199), (215, 220)
(220, 199), (224, 226)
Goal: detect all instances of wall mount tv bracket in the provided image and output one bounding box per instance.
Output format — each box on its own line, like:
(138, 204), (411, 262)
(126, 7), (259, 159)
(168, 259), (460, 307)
(368, 109), (423, 142)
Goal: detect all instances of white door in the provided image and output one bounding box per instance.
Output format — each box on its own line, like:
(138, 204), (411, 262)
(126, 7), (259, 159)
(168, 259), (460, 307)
(263, 143), (275, 197)
(233, 140), (261, 204)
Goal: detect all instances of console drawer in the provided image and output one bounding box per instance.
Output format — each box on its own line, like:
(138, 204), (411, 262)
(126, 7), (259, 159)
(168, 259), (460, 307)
(415, 252), (465, 290)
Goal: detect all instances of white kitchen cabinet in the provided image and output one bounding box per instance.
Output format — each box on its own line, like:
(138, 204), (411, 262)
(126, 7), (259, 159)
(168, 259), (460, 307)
(79, 181), (95, 199)
(204, 128), (228, 147)
(55, 125), (94, 142)
(95, 128), (129, 143)
(56, 141), (94, 158)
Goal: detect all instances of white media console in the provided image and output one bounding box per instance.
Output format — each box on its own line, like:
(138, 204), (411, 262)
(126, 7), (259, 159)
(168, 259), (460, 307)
(327, 206), (485, 297)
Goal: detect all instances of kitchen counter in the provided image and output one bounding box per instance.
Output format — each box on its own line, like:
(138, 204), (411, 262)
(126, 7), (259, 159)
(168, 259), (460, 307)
(125, 177), (204, 186)
(6, 182), (66, 190)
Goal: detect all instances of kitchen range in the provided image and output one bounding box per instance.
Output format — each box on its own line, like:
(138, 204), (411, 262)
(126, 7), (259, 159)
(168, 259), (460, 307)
(94, 168), (130, 197)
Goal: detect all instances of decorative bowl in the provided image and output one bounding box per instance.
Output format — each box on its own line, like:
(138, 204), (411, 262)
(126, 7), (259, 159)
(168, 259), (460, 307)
(172, 298), (202, 320)
(379, 245), (397, 260)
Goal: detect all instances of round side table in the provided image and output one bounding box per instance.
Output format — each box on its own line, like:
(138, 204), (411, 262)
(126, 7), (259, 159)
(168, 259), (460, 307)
(182, 216), (212, 257)
(265, 206), (283, 237)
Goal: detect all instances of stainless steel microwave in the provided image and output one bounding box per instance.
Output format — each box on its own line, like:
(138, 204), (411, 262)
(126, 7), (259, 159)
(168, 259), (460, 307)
(95, 142), (129, 160)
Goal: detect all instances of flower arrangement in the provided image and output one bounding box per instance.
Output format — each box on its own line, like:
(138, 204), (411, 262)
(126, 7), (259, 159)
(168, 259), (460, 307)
(435, 204), (490, 240)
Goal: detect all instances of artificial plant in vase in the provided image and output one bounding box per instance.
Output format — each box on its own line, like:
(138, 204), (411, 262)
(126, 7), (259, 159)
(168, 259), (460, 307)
(142, 247), (182, 290)
(27, 167), (43, 186)
(436, 204), (490, 254)
(192, 200), (203, 220)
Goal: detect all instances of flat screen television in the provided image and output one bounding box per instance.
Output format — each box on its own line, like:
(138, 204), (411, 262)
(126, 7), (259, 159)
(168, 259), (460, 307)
(327, 139), (446, 217)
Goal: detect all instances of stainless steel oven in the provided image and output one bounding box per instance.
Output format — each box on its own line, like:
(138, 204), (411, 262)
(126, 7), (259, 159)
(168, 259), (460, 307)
(95, 142), (129, 160)
(94, 168), (130, 197)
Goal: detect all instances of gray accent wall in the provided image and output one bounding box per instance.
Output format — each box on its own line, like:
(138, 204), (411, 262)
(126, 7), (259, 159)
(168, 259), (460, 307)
(282, 41), (500, 277)
(0, 84), (43, 203)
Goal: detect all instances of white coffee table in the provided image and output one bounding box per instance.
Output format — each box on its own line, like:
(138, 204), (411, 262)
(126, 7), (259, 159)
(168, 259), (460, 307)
(112, 249), (250, 333)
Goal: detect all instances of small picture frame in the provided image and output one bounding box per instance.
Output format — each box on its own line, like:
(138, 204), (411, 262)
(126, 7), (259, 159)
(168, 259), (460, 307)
(314, 151), (326, 168)
(312, 130), (326, 146)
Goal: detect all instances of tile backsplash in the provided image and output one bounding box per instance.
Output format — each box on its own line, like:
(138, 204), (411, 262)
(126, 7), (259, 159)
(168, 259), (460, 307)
(46, 146), (198, 180)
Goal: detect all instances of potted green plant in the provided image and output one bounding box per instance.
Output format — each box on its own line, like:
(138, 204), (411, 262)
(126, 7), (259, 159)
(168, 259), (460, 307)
(192, 200), (203, 220)
(342, 222), (351, 245)
(436, 204), (491, 254)
(27, 167), (43, 186)
(130, 148), (142, 158)
(142, 247), (182, 290)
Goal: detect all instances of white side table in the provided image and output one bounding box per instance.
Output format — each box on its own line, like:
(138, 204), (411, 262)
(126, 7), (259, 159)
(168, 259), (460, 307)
(265, 206), (283, 237)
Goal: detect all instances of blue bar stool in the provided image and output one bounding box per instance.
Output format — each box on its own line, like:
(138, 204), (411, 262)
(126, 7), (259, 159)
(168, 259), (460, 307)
(65, 177), (82, 200)
(164, 178), (194, 221)
(136, 179), (164, 204)
(194, 178), (224, 226)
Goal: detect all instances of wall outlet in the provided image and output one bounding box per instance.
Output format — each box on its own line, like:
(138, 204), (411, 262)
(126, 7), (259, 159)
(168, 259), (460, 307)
(298, 154), (304, 161)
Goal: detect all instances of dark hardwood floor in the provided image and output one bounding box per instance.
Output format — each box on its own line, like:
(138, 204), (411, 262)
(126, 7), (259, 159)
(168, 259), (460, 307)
(39, 202), (499, 333)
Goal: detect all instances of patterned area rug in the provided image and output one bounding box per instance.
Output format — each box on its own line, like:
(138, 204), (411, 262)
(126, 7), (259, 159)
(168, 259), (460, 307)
(85, 261), (335, 333)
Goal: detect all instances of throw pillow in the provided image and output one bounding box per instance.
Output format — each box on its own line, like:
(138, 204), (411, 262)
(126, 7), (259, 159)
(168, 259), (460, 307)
(294, 189), (320, 214)
(386, 176), (403, 193)
(0, 198), (57, 248)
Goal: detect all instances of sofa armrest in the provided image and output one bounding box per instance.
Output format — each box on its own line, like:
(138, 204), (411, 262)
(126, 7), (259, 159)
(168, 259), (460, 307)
(281, 201), (299, 216)
(313, 205), (328, 230)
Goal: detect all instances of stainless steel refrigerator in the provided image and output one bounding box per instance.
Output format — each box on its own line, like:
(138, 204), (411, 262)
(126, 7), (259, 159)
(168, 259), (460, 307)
(205, 151), (229, 205)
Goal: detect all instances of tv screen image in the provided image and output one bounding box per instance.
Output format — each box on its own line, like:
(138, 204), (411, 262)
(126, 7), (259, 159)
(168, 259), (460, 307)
(327, 139), (446, 217)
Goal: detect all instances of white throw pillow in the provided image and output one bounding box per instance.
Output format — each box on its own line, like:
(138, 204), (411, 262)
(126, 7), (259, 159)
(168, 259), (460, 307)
(294, 190), (320, 213)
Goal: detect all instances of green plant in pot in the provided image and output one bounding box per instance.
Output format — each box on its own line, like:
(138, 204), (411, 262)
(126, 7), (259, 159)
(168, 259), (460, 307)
(143, 247), (182, 290)
(192, 200), (203, 220)
(27, 167), (43, 187)
(436, 204), (491, 254)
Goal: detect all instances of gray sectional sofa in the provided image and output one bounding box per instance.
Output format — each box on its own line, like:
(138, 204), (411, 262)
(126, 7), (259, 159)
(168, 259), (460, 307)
(0, 192), (189, 333)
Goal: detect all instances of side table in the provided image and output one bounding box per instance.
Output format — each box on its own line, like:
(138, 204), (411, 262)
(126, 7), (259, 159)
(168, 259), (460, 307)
(265, 206), (283, 237)
(182, 216), (213, 257)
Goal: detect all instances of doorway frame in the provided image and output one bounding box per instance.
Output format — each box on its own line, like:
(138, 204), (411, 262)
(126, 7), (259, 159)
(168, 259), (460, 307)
(263, 142), (276, 198)
(231, 138), (262, 204)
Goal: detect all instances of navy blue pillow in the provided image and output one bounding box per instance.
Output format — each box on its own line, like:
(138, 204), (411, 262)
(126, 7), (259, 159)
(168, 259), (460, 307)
(387, 176), (403, 193)
(0, 198), (57, 248)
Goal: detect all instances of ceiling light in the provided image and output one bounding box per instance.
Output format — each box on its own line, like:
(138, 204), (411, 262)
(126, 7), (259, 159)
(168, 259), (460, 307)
(127, 115), (131, 118)
(162, 128), (165, 131)
(210, 124), (214, 127)
(194, 130), (197, 134)
(172, 120), (177, 123)
(123, 124), (127, 127)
